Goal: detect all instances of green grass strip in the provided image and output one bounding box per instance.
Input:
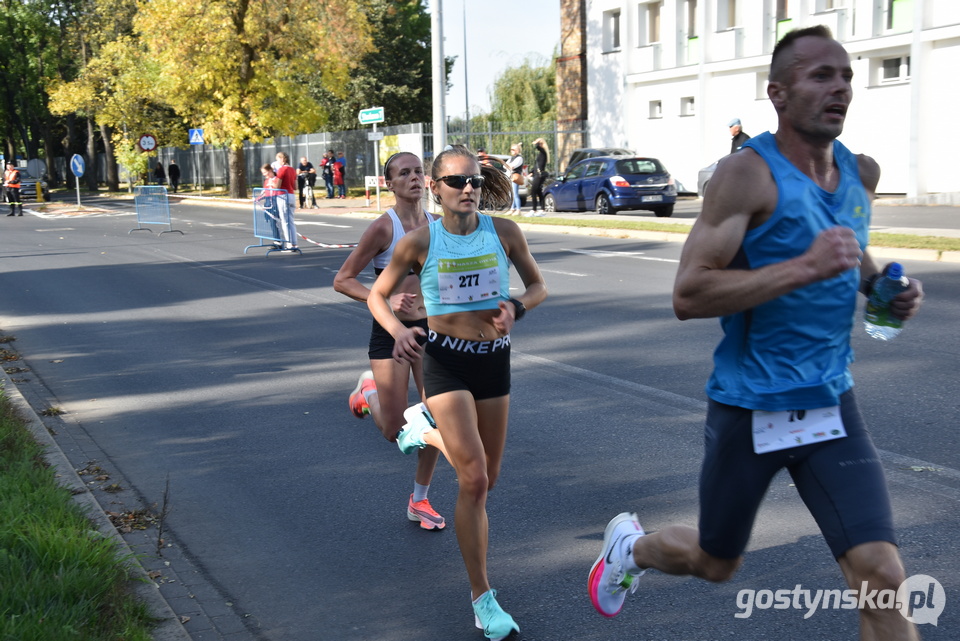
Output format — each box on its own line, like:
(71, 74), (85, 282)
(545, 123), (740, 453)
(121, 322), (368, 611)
(0, 390), (155, 641)
(499, 216), (960, 252)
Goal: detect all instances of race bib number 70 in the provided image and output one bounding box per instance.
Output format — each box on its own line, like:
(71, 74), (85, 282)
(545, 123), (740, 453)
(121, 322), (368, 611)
(751, 406), (846, 454)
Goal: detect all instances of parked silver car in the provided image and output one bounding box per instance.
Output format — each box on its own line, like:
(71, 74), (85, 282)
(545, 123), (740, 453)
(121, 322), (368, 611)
(11, 167), (50, 201)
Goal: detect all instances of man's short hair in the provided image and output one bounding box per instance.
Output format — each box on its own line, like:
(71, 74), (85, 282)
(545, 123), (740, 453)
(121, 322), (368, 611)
(770, 25), (834, 83)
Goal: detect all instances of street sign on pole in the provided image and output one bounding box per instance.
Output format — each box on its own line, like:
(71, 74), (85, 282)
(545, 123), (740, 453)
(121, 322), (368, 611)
(189, 128), (205, 145)
(70, 154), (85, 178)
(138, 134), (158, 152)
(70, 154), (85, 207)
(358, 107), (385, 125)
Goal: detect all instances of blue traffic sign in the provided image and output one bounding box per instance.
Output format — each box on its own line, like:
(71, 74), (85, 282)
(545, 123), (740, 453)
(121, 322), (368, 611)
(189, 128), (205, 145)
(70, 154), (85, 178)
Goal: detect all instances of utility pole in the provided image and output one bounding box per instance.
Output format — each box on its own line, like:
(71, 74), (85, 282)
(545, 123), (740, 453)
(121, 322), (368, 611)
(432, 0), (446, 163)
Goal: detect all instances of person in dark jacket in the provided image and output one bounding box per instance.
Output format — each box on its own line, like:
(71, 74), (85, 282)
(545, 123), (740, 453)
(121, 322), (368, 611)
(154, 162), (166, 186)
(529, 138), (549, 215)
(729, 118), (751, 154)
(168, 160), (181, 193)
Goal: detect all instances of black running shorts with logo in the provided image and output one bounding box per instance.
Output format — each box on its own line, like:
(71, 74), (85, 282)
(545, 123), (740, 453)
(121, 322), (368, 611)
(422, 330), (511, 401)
(698, 389), (896, 560)
(368, 318), (428, 360)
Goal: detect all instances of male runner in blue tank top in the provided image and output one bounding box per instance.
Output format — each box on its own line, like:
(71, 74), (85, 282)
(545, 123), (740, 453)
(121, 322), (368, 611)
(588, 26), (924, 640)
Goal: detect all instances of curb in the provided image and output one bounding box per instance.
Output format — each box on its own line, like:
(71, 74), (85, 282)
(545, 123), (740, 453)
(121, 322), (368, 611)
(1, 368), (192, 641)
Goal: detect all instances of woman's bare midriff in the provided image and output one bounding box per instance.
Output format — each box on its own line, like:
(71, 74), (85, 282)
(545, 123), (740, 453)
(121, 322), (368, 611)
(428, 308), (502, 341)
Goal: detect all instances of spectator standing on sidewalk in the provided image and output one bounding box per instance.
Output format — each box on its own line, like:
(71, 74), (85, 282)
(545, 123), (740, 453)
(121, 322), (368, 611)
(168, 160), (181, 193)
(320, 149), (336, 199)
(4, 162), (23, 216)
(274, 152), (299, 252)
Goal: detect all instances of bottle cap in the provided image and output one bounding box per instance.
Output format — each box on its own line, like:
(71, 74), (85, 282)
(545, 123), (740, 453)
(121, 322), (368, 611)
(886, 262), (903, 279)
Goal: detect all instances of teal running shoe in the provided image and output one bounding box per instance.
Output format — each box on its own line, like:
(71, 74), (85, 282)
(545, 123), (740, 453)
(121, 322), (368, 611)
(397, 402), (435, 454)
(472, 589), (519, 641)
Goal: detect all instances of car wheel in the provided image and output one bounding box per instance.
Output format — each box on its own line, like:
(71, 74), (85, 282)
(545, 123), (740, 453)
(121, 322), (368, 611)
(654, 204), (674, 218)
(596, 193), (617, 215)
(544, 194), (556, 213)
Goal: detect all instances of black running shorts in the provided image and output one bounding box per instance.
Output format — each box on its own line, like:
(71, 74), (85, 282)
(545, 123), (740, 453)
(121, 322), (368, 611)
(422, 330), (511, 401)
(368, 318), (428, 360)
(698, 389), (896, 560)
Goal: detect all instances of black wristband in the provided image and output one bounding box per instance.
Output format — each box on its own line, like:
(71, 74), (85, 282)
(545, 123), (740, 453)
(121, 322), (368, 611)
(861, 273), (881, 298)
(509, 298), (526, 321)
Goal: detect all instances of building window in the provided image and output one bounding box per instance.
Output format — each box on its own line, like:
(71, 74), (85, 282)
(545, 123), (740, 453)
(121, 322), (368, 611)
(686, 0), (698, 37)
(887, 0), (914, 32)
(681, 96), (695, 116)
(718, 0), (738, 30)
(649, 100), (662, 118)
(881, 56), (911, 82)
(776, 0), (788, 20)
(604, 9), (622, 51)
(816, 0), (844, 10)
(648, 2), (661, 44)
(774, 0), (794, 42)
(638, 2), (662, 46)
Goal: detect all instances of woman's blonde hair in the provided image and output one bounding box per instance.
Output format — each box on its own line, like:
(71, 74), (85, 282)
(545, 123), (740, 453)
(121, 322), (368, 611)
(534, 138), (550, 164)
(430, 145), (512, 211)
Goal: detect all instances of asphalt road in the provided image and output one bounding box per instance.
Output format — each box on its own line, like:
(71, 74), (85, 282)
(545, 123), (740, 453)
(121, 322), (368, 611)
(1, 196), (958, 641)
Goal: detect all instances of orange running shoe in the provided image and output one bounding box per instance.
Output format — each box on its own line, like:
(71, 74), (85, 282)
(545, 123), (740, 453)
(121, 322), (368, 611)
(348, 370), (376, 418)
(407, 494), (445, 530)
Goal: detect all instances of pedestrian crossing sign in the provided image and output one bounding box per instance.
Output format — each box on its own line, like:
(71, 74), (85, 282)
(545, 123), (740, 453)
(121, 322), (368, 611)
(189, 129), (205, 145)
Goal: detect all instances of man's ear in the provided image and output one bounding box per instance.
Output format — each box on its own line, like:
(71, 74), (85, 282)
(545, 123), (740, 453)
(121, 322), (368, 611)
(767, 80), (787, 110)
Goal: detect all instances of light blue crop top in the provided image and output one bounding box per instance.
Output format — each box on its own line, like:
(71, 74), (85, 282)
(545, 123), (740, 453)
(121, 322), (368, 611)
(420, 214), (511, 316)
(706, 132), (871, 411)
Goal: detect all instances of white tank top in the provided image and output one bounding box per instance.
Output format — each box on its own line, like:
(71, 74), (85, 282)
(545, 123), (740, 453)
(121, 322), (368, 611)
(372, 208), (436, 272)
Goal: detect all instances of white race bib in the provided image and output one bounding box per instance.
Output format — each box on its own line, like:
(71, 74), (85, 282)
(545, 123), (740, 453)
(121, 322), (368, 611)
(751, 406), (846, 454)
(436, 253), (501, 305)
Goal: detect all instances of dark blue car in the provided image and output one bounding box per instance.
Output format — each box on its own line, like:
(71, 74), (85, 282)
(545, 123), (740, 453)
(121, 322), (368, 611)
(543, 156), (677, 217)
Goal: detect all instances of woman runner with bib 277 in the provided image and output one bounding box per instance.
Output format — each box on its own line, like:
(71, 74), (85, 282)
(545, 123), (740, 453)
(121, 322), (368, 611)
(368, 145), (547, 641)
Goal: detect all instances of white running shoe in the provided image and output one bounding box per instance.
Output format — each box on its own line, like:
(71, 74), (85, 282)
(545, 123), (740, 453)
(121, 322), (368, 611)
(587, 512), (645, 617)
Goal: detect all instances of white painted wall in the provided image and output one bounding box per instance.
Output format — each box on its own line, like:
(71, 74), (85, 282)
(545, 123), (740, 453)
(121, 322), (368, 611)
(586, 0), (960, 195)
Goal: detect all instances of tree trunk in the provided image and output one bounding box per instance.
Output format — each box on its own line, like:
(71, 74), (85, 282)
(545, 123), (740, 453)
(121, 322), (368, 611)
(228, 146), (247, 199)
(100, 123), (119, 191)
(85, 118), (98, 191)
(42, 120), (58, 187)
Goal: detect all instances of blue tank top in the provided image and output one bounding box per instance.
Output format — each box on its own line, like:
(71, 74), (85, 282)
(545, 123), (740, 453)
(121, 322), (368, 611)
(420, 214), (510, 317)
(706, 132), (871, 411)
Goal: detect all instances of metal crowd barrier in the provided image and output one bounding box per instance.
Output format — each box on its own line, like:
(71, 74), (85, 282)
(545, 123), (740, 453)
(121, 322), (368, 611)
(129, 185), (183, 235)
(245, 188), (297, 255)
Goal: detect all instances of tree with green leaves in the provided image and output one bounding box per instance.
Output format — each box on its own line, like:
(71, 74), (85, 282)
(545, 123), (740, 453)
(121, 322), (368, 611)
(488, 54), (556, 127)
(0, 0), (76, 179)
(309, 0), (451, 131)
(134, 0), (372, 198)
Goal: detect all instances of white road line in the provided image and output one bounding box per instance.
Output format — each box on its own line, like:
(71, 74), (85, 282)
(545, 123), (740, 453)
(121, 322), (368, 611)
(565, 247), (679, 263)
(541, 268), (588, 277)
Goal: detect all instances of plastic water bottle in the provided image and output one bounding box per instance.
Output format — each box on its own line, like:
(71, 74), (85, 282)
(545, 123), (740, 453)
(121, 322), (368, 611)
(864, 263), (909, 341)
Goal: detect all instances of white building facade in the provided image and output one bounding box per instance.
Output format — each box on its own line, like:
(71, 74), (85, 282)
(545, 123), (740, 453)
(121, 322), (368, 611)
(586, 0), (960, 198)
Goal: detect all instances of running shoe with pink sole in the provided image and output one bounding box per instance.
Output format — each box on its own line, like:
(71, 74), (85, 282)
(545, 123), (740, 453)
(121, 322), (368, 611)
(588, 511), (646, 617)
(348, 370), (376, 418)
(406, 494), (445, 530)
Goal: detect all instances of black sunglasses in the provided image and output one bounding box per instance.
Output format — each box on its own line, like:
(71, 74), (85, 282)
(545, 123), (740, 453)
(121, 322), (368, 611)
(435, 174), (484, 189)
